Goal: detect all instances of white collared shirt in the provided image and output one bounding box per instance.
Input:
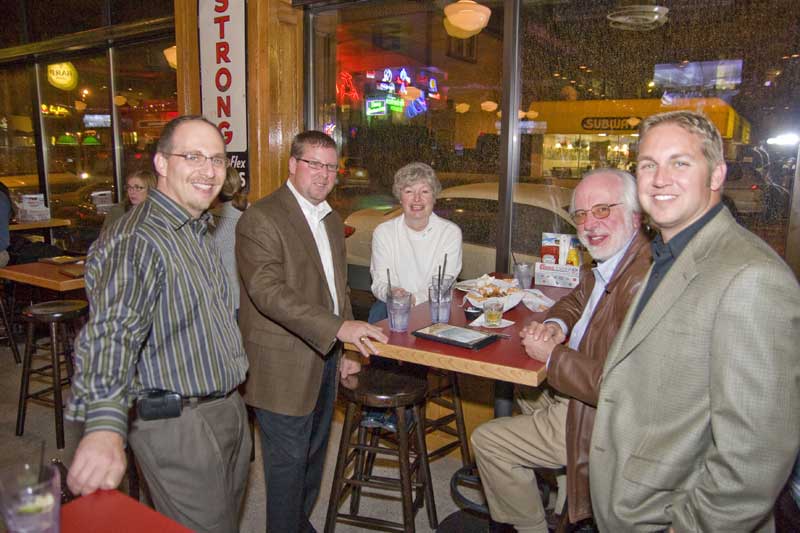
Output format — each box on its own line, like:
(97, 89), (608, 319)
(286, 180), (339, 315)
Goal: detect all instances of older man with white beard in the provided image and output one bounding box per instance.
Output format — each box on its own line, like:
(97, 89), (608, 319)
(471, 169), (652, 532)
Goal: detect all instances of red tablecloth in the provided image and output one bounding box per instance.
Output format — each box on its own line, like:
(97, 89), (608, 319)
(62, 490), (192, 533)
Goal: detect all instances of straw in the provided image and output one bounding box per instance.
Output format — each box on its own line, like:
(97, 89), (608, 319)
(437, 265), (442, 294)
(511, 250), (519, 265)
(386, 268), (393, 297)
(442, 253), (448, 288)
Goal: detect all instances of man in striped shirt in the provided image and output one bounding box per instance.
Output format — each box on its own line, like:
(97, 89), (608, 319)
(66, 115), (251, 533)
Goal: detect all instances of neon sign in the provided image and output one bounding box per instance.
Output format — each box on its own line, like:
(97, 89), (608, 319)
(366, 98), (387, 116)
(386, 94), (405, 112)
(405, 95), (428, 118)
(427, 77), (440, 100)
(336, 71), (362, 105)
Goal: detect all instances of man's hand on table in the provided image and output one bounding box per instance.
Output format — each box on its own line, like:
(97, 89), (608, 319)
(337, 320), (388, 358)
(520, 321), (565, 363)
(67, 430), (127, 496)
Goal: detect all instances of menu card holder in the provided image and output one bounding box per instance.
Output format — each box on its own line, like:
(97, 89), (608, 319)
(412, 323), (499, 350)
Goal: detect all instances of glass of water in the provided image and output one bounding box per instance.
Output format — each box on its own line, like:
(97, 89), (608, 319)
(514, 262), (533, 290)
(387, 291), (412, 332)
(0, 463), (60, 533)
(428, 284), (453, 324)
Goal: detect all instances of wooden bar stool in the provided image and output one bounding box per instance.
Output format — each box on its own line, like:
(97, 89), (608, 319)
(15, 300), (88, 449)
(425, 369), (470, 466)
(325, 363), (437, 533)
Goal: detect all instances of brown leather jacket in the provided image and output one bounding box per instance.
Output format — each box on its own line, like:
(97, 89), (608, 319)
(546, 230), (652, 523)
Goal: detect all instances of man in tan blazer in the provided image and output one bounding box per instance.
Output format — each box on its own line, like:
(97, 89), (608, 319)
(236, 130), (387, 532)
(590, 110), (800, 531)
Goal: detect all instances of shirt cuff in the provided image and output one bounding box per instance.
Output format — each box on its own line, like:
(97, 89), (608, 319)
(83, 400), (129, 438)
(543, 318), (568, 336)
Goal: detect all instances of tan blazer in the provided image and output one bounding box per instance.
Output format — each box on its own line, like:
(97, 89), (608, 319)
(235, 184), (352, 416)
(590, 208), (800, 532)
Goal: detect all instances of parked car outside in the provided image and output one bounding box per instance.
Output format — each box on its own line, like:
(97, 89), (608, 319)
(338, 156), (369, 186)
(344, 182), (576, 289)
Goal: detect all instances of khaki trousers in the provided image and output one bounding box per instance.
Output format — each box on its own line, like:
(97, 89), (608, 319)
(129, 391), (252, 533)
(471, 389), (569, 533)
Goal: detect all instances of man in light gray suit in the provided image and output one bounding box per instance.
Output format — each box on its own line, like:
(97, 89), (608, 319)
(590, 110), (800, 532)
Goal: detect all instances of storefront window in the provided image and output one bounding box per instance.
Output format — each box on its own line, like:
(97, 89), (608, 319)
(519, 0), (798, 258)
(0, 66), (38, 200)
(113, 38), (179, 179)
(312, 2), (577, 286)
(38, 53), (114, 250)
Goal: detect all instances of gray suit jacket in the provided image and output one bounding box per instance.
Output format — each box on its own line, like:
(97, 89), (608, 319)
(236, 184), (352, 416)
(590, 208), (800, 532)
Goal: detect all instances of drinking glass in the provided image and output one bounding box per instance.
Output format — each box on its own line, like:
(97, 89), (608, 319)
(387, 292), (412, 332)
(514, 262), (533, 290)
(428, 284), (453, 324)
(431, 275), (455, 292)
(0, 463), (60, 533)
(483, 298), (504, 327)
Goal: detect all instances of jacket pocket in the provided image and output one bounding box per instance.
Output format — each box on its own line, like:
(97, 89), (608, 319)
(622, 454), (691, 490)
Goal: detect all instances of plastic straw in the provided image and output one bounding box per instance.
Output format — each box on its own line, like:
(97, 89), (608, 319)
(511, 251), (519, 265)
(442, 254), (448, 287)
(387, 268), (393, 297)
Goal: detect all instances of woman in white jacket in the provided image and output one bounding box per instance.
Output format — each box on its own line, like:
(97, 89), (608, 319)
(368, 162), (463, 322)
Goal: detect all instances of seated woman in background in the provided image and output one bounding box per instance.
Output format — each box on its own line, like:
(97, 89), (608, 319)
(210, 167), (248, 318)
(102, 169), (156, 230)
(364, 162), (463, 429)
(369, 162), (463, 322)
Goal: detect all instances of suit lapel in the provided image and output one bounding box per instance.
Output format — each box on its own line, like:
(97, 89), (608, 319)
(604, 209), (731, 373)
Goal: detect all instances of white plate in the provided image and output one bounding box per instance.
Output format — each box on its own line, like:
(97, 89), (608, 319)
(469, 316), (515, 329)
(454, 279), (478, 292)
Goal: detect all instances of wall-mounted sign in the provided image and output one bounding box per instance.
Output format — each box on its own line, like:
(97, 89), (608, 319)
(199, 0), (249, 189)
(581, 116), (642, 131)
(366, 98), (387, 116)
(385, 94), (404, 112)
(47, 62), (78, 91)
(40, 104), (70, 117)
(405, 95), (428, 119)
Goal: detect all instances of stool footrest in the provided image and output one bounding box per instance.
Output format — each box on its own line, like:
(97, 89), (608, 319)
(335, 512), (407, 532)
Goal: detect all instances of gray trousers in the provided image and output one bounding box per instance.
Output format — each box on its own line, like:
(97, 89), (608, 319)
(129, 391), (252, 533)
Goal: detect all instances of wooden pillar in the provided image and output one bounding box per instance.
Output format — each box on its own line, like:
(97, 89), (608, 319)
(173, 0), (304, 200)
(246, 0), (304, 199)
(174, 0), (200, 114)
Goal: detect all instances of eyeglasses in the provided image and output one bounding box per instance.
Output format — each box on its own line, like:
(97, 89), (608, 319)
(126, 185), (146, 192)
(571, 203), (622, 225)
(162, 152), (229, 169)
(296, 158), (338, 173)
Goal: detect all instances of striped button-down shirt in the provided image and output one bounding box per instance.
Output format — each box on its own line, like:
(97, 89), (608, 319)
(67, 189), (248, 437)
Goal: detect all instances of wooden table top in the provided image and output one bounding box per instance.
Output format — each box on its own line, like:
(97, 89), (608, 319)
(62, 490), (192, 533)
(345, 285), (570, 387)
(10, 218), (72, 231)
(0, 261), (85, 292)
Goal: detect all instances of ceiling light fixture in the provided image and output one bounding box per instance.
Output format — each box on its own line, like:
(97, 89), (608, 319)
(163, 46), (178, 69)
(444, 0), (491, 33)
(607, 3), (669, 31)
